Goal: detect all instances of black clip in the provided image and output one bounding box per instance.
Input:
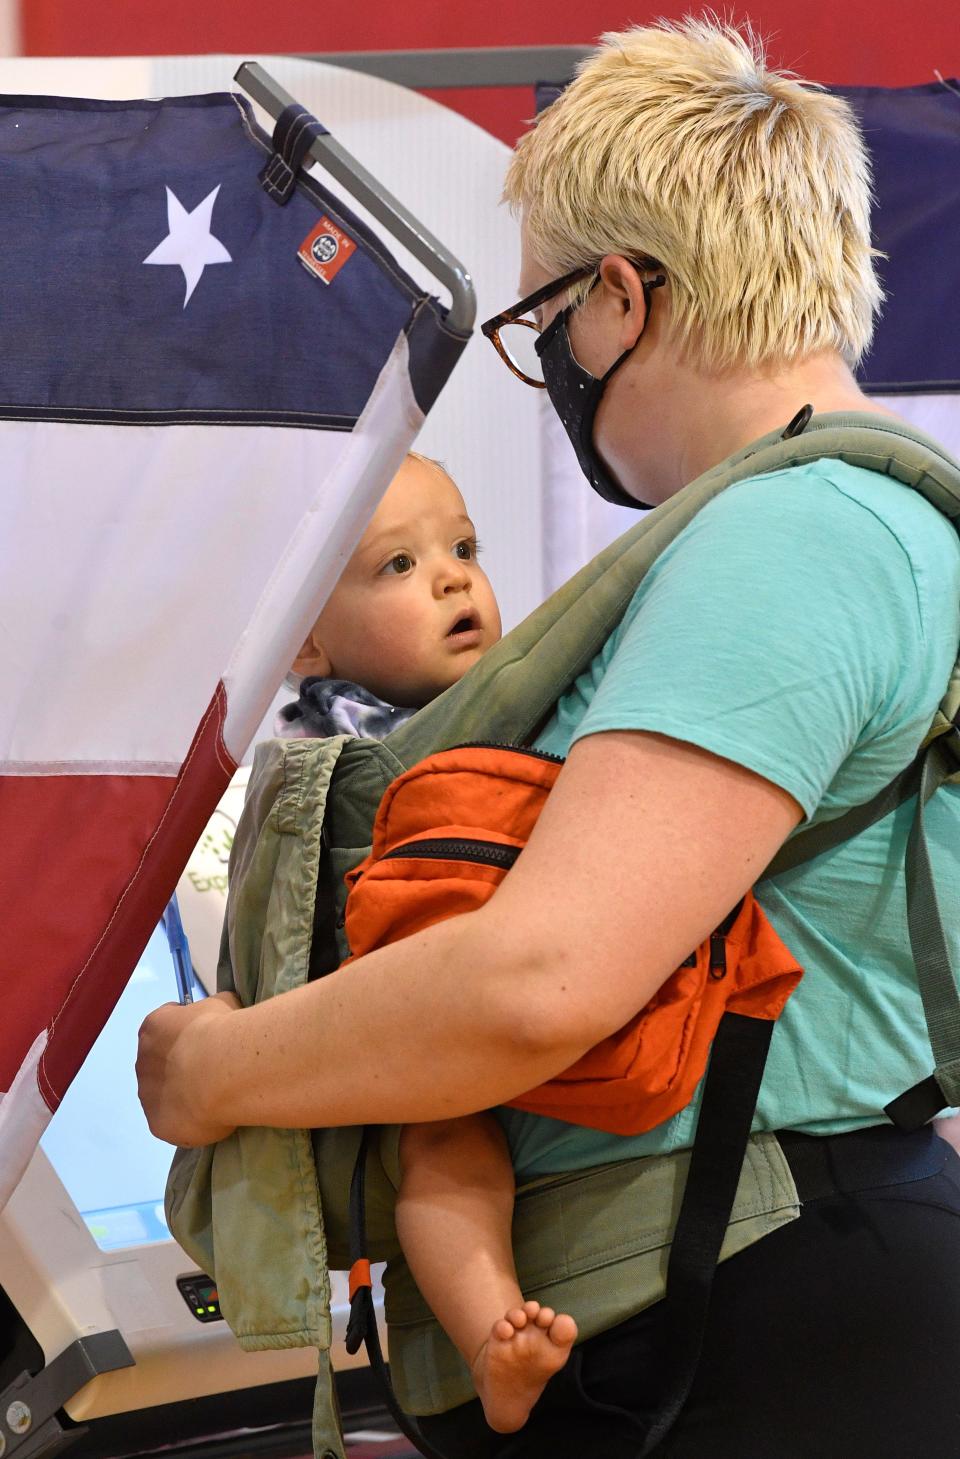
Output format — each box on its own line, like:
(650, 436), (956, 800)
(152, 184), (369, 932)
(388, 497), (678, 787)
(941, 713), (960, 769)
(782, 404), (814, 439)
(345, 1285), (371, 1357)
(884, 1072), (948, 1132)
(259, 103), (328, 206)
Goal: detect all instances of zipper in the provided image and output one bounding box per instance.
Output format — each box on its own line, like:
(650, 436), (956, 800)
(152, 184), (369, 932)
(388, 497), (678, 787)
(453, 741), (564, 765)
(381, 837), (521, 869)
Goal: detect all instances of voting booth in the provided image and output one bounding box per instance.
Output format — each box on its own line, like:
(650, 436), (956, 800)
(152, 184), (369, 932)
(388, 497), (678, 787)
(0, 47), (958, 1459)
(0, 51), (543, 1457)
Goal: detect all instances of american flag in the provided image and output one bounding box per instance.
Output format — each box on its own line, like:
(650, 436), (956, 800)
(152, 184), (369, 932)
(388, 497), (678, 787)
(0, 88), (465, 1205)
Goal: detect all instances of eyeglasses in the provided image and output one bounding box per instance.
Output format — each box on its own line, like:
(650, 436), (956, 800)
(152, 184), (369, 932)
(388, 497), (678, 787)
(481, 261), (664, 388)
(480, 266), (596, 389)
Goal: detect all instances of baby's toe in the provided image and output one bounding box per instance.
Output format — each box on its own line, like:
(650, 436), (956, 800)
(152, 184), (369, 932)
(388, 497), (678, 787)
(549, 1313), (578, 1348)
(506, 1306), (529, 1330)
(534, 1305), (555, 1329)
(493, 1317), (515, 1342)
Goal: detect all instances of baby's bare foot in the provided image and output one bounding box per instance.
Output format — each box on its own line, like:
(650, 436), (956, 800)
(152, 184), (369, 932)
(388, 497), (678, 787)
(470, 1299), (578, 1434)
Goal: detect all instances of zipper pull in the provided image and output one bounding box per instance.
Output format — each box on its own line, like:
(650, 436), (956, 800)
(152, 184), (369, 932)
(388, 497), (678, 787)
(709, 932), (727, 979)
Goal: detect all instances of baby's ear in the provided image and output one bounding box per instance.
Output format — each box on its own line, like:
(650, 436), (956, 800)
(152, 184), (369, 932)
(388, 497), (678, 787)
(291, 625), (332, 680)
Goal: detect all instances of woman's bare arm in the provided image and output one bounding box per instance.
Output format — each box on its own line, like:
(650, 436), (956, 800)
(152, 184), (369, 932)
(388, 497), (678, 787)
(137, 730), (801, 1145)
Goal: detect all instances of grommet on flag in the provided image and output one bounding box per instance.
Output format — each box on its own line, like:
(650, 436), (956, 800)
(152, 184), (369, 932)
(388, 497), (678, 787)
(259, 102), (329, 205)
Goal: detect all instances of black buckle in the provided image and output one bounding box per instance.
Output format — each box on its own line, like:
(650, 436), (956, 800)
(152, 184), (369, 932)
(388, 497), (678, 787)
(884, 1072), (947, 1132)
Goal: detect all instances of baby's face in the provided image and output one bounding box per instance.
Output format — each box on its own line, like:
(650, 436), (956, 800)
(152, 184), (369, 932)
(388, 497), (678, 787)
(307, 458), (502, 706)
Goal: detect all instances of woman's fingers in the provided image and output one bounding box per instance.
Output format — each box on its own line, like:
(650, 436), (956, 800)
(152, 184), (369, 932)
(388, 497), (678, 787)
(137, 997), (239, 1147)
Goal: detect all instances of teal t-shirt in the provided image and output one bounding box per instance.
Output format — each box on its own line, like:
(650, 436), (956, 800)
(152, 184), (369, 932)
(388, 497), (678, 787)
(499, 459), (960, 1181)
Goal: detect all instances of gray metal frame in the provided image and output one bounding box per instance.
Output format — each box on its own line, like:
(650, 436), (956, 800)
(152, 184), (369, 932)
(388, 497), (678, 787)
(0, 1333), (133, 1459)
(234, 61), (476, 333)
(301, 46), (591, 90)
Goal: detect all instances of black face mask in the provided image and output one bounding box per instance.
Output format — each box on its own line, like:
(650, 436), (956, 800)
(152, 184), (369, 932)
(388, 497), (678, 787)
(536, 275), (666, 510)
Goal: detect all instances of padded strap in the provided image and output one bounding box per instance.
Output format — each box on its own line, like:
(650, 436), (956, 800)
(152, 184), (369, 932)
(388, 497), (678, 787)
(637, 1012), (775, 1455)
(387, 412), (960, 772)
(259, 102), (328, 205)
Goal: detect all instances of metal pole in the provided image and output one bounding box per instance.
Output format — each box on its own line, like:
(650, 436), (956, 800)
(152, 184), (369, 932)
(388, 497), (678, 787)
(299, 46), (591, 91)
(234, 61), (476, 334)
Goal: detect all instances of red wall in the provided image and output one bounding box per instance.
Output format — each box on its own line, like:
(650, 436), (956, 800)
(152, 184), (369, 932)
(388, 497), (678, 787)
(21, 0), (960, 146)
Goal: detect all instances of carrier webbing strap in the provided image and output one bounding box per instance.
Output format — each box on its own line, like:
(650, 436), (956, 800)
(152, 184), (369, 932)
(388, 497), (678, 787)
(763, 727), (960, 1131)
(345, 1128), (449, 1459)
(637, 1012), (774, 1456)
(763, 753), (925, 878)
(886, 733), (960, 1127)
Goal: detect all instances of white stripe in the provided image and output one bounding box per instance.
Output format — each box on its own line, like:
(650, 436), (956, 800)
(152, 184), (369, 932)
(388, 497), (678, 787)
(1, 336), (421, 773)
(543, 394), (960, 590)
(0, 759), (182, 776)
(221, 333), (423, 759)
(0, 1030), (51, 1212)
(873, 394), (960, 459)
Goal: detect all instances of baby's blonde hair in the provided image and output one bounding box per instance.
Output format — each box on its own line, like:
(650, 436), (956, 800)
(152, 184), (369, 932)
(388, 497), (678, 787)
(505, 17), (882, 369)
(407, 449), (452, 479)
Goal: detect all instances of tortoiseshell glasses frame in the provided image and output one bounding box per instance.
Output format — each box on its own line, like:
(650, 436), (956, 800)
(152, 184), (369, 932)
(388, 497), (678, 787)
(480, 266), (596, 388)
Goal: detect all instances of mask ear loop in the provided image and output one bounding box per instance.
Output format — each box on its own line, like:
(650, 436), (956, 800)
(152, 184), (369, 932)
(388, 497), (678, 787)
(535, 271), (666, 377)
(596, 272), (667, 385)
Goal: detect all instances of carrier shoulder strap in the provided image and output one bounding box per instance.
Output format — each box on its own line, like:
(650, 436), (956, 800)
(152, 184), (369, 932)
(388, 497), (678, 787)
(384, 410), (960, 774)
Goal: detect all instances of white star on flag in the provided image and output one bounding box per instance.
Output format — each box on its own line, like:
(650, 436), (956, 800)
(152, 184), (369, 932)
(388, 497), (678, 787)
(143, 184), (232, 307)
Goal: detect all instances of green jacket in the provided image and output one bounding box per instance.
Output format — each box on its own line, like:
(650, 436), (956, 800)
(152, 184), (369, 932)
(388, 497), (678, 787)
(166, 414), (960, 1458)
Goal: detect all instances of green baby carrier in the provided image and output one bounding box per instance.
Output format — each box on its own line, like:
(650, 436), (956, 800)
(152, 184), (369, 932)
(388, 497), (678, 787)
(167, 411), (960, 1459)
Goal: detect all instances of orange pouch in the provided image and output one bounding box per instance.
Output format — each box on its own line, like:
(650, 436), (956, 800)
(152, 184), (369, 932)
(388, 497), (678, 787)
(343, 744), (803, 1136)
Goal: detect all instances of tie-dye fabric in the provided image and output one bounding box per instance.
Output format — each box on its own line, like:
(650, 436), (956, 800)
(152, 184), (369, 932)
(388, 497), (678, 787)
(274, 677), (416, 743)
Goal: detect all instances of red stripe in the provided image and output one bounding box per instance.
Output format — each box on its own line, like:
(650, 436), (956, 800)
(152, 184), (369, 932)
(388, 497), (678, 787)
(0, 684), (236, 1108)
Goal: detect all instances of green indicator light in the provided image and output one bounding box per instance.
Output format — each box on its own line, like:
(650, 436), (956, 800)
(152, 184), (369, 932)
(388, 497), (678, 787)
(195, 1307), (204, 1315)
(207, 1305), (216, 1313)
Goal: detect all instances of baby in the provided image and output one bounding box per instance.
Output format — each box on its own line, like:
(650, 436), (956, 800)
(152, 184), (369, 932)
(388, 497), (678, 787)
(278, 449), (499, 735)
(278, 452), (578, 1433)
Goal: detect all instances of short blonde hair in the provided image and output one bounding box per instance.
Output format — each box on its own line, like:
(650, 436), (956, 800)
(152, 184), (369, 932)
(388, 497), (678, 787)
(505, 18), (882, 369)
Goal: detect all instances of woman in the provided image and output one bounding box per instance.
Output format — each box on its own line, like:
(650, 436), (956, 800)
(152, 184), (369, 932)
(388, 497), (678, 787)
(139, 20), (960, 1456)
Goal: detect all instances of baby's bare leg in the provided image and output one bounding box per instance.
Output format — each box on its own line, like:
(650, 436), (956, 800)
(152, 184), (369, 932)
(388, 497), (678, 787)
(397, 1113), (519, 1361)
(397, 1113), (576, 1433)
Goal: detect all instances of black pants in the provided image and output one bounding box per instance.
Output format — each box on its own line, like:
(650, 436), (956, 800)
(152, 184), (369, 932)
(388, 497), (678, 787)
(418, 1126), (960, 1459)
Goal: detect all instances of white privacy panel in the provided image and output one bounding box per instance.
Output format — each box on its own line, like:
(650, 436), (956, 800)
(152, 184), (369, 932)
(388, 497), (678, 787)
(541, 393), (960, 593)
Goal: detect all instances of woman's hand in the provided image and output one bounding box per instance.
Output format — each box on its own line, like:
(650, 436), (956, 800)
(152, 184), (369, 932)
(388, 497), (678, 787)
(137, 991), (241, 1147)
